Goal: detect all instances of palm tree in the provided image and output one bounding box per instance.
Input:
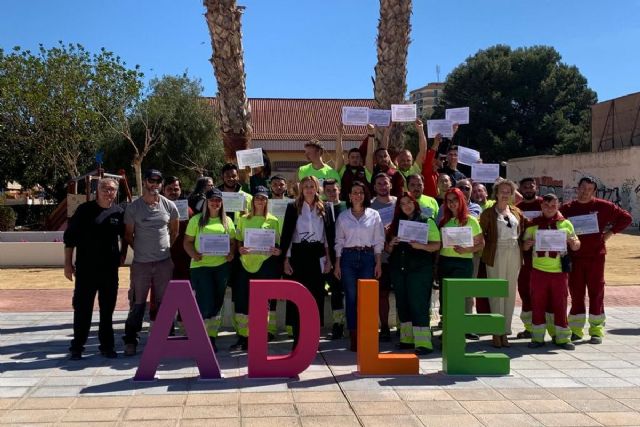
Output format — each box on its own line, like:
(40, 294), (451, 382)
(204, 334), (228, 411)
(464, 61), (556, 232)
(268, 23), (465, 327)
(374, 0), (412, 154)
(203, 0), (253, 160)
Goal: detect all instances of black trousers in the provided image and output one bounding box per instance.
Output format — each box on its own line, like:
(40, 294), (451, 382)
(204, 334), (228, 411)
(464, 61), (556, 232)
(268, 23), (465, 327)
(70, 269), (119, 352)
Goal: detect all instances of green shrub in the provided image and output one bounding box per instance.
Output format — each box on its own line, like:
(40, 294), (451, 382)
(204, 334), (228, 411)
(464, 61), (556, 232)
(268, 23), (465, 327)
(0, 206), (17, 231)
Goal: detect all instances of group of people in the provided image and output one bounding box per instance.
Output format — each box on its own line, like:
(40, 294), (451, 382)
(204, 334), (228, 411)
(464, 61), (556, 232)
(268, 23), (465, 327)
(63, 120), (632, 360)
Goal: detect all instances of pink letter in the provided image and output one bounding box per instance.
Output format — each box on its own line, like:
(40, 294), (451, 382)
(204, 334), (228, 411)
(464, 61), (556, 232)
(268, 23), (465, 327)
(134, 280), (220, 381)
(248, 279), (320, 378)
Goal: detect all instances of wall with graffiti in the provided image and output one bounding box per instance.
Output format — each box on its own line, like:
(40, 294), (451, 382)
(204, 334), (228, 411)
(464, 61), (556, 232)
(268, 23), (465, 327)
(506, 146), (640, 229)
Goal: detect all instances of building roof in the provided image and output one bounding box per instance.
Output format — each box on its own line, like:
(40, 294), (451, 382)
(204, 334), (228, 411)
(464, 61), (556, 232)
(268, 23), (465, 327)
(206, 98), (377, 142)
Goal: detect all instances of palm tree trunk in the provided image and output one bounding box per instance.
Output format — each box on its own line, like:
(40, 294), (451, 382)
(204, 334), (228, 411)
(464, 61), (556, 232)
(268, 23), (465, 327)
(374, 0), (412, 155)
(203, 0), (253, 160)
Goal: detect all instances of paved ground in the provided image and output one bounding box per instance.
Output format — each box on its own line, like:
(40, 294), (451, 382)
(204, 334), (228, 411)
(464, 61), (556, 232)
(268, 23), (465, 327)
(2, 306), (640, 426)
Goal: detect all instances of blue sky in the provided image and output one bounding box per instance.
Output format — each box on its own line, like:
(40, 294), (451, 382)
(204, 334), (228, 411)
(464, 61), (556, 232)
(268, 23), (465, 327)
(2, 0), (638, 102)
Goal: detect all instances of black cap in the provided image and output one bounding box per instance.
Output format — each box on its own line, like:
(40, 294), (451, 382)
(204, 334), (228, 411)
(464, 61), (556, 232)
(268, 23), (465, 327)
(144, 169), (163, 180)
(253, 186), (269, 198)
(205, 188), (223, 199)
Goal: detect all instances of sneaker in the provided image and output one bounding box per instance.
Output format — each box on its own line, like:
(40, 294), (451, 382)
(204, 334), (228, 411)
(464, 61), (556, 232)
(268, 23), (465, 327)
(465, 333), (480, 341)
(589, 336), (603, 345)
(556, 341), (576, 350)
(124, 343), (137, 356)
(570, 333), (583, 342)
(396, 342), (415, 350)
(331, 323), (344, 340)
(415, 346), (433, 355)
(516, 330), (532, 339)
(379, 326), (391, 342)
(528, 341), (545, 348)
(100, 349), (118, 359)
(69, 350), (82, 361)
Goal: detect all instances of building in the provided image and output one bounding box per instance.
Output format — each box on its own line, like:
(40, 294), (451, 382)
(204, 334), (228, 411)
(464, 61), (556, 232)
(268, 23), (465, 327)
(206, 98), (377, 181)
(591, 92), (640, 152)
(409, 82), (445, 117)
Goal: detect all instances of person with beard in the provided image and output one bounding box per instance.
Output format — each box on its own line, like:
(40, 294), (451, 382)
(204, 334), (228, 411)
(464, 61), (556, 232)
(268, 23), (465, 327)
(394, 119), (427, 182)
(363, 127), (405, 199)
(162, 176), (192, 280)
(472, 182), (495, 212)
(64, 177), (127, 360)
(523, 193), (581, 349)
(386, 192), (441, 354)
(122, 169), (179, 356)
(335, 124), (373, 200)
(560, 176), (632, 344)
(188, 176), (214, 214)
(515, 177), (544, 338)
(406, 174), (439, 220)
(297, 139), (341, 189)
(438, 146), (466, 187)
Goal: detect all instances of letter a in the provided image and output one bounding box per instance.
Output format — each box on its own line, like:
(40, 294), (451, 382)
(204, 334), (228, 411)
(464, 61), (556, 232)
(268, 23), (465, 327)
(134, 280), (221, 381)
(357, 279), (419, 375)
(248, 279), (320, 378)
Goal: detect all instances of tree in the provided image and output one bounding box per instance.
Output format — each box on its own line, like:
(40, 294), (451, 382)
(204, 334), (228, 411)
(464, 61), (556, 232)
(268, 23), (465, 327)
(374, 0), (412, 154)
(0, 43), (143, 198)
(203, 0), (253, 160)
(433, 45), (597, 161)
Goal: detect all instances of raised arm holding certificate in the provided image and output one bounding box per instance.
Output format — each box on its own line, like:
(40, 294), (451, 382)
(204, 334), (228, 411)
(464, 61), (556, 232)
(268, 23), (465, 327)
(568, 213), (599, 235)
(367, 109), (391, 127)
(398, 220), (429, 244)
(457, 146), (481, 166)
(174, 199), (189, 221)
(535, 230), (567, 252)
(244, 228), (276, 252)
(445, 107), (470, 124)
(426, 120), (454, 138)
(222, 192), (246, 212)
(341, 106), (370, 126)
(471, 163), (500, 183)
(391, 104), (417, 122)
(236, 148), (264, 169)
(441, 226), (473, 248)
(199, 234), (230, 256)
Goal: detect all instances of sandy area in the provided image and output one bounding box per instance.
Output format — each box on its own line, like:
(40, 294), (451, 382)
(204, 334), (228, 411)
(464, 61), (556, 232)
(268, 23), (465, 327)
(0, 233), (638, 290)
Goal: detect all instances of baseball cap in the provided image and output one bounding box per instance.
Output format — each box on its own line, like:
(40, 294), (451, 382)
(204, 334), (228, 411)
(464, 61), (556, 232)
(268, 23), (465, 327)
(205, 188), (223, 199)
(144, 169), (163, 180)
(253, 186), (269, 198)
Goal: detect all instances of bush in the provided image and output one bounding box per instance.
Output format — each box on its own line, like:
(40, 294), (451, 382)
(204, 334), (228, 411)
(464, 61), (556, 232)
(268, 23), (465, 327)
(0, 206), (17, 231)
(10, 205), (58, 230)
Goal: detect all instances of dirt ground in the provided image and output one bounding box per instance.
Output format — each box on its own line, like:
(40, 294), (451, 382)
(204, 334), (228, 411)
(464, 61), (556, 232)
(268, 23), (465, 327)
(1, 233), (638, 290)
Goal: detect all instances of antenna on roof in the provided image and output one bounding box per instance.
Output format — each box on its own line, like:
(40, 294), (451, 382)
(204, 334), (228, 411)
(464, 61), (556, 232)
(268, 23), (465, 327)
(436, 65), (441, 83)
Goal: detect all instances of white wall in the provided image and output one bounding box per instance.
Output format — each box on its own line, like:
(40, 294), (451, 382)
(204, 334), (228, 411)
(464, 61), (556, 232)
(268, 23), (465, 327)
(507, 146), (640, 229)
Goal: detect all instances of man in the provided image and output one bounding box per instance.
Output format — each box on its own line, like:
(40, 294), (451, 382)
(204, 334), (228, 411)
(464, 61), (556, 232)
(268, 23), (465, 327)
(363, 126), (407, 199)
(560, 176), (632, 344)
(523, 193), (581, 350)
(472, 182), (495, 212)
(322, 179), (348, 339)
(421, 133), (442, 198)
(407, 174), (439, 220)
(395, 119), (427, 181)
(435, 173), (452, 206)
(335, 124), (373, 200)
(369, 173), (397, 341)
(515, 177), (544, 338)
(64, 177), (126, 360)
(438, 145), (466, 186)
(436, 178), (482, 222)
(162, 176), (192, 280)
(218, 163), (252, 220)
(122, 169), (179, 356)
(270, 174), (288, 200)
(298, 139), (341, 187)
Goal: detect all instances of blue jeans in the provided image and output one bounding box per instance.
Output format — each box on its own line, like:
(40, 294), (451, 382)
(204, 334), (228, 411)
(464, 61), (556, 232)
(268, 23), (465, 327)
(340, 249), (376, 330)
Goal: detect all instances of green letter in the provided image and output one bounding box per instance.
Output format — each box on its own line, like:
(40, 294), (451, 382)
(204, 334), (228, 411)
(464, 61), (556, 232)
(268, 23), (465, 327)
(442, 278), (510, 375)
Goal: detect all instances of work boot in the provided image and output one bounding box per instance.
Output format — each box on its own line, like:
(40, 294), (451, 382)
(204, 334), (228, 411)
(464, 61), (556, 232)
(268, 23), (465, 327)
(415, 346), (432, 355)
(570, 333), (583, 342)
(124, 343), (137, 356)
(229, 337), (247, 351)
(589, 336), (603, 345)
(268, 332), (276, 342)
(331, 323), (344, 340)
(379, 326), (391, 342)
(100, 349), (118, 359)
(516, 330), (532, 339)
(555, 341), (576, 350)
(69, 350), (82, 361)
(396, 342), (414, 350)
(528, 341), (545, 349)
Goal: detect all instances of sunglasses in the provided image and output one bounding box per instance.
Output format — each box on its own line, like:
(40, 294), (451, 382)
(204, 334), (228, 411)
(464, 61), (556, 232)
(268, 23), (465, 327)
(147, 178), (162, 184)
(459, 186), (471, 191)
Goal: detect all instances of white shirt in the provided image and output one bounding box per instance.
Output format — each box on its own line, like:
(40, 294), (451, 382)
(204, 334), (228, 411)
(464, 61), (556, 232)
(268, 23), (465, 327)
(496, 208), (520, 241)
(292, 202), (325, 244)
(335, 208), (385, 256)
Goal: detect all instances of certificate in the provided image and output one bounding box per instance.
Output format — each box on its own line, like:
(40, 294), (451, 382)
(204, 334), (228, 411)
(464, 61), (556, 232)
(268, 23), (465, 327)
(199, 234), (230, 256)
(522, 210), (541, 220)
(441, 226), (473, 248)
(222, 192), (246, 212)
(568, 213), (599, 235)
(535, 230), (567, 252)
(244, 228), (276, 252)
(174, 199), (189, 221)
(445, 107), (470, 125)
(367, 109), (391, 127)
(426, 120), (454, 138)
(236, 148), (264, 169)
(391, 104), (417, 122)
(270, 198), (292, 219)
(471, 163), (500, 183)
(457, 145), (481, 166)
(342, 106), (370, 126)
(376, 205), (395, 226)
(398, 220), (429, 244)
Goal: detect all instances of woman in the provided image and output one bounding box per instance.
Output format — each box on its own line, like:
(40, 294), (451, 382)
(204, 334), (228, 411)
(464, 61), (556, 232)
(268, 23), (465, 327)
(480, 179), (525, 348)
(438, 188), (485, 330)
(280, 176), (331, 345)
(386, 192), (441, 354)
(334, 181), (385, 351)
(188, 176), (214, 214)
(233, 186), (281, 351)
(183, 188), (236, 351)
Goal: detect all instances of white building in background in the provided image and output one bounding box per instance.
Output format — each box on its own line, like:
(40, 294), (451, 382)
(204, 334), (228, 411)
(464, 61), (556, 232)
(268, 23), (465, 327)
(409, 82), (445, 117)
